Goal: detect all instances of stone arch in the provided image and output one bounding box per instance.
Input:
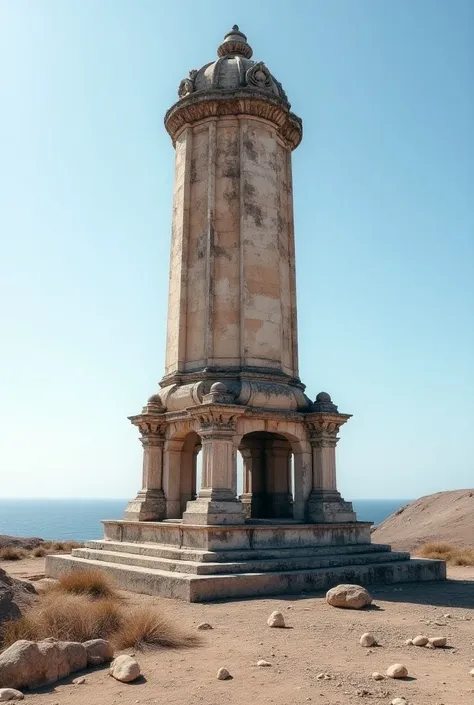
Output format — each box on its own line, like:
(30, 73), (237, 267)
(234, 417), (312, 521)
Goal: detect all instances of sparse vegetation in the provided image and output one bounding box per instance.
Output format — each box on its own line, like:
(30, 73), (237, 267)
(112, 606), (200, 651)
(416, 541), (474, 566)
(1, 569), (199, 653)
(0, 540), (83, 561)
(53, 568), (118, 599)
(0, 547), (28, 561)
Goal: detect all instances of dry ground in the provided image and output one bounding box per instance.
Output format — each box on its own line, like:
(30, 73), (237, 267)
(3, 558), (474, 705)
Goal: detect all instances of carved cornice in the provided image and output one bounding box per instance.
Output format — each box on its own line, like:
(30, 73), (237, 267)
(165, 90), (302, 151)
(305, 412), (351, 444)
(187, 403), (246, 436)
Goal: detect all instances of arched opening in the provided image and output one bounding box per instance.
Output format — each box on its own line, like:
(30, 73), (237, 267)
(238, 431), (294, 520)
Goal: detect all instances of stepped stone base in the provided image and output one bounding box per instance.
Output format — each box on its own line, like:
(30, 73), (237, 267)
(45, 520), (446, 602)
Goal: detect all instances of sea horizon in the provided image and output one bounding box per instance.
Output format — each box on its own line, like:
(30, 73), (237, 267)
(0, 498), (411, 542)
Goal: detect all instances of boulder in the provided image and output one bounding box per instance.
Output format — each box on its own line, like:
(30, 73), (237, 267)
(0, 689), (24, 702)
(372, 672), (384, 681)
(326, 584), (372, 610)
(0, 639), (88, 690)
(83, 639), (114, 666)
(257, 660), (271, 667)
(197, 622), (213, 631)
(109, 655), (140, 683)
(386, 664), (408, 679)
(0, 568), (35, 627)
(267, 611), (285, 628)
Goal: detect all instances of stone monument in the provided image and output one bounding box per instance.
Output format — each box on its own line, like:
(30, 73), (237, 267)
(46, 27), (445, 600)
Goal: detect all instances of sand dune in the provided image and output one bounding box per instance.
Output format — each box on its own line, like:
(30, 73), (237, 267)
(371, 489), (474, 552)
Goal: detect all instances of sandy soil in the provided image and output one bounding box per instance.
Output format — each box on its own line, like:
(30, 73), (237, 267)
(2, 558), (474, 705)
(372, 490), (474, 552)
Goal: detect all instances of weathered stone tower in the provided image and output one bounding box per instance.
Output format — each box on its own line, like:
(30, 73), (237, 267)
(46, 27), (445, 600)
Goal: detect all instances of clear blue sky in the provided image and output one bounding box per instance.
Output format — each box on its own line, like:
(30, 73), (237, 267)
(0, 1), (472, 500)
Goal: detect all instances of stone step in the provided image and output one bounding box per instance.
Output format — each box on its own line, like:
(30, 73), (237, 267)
(45, 553), (446, 603)
(84, 539), (394, 563)
(73, 546), (411, 575)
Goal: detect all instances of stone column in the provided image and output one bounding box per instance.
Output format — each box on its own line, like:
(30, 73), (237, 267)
(306, 407), (356, 523)
(182, 403), (246, 525)
(240, 440), (265, 519)
(124, 413), (166, 522)
(162, 439), (184, 519)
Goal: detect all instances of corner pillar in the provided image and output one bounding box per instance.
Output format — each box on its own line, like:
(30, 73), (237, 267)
(306, 412), (356, 523)
(124, 413), (167, 521)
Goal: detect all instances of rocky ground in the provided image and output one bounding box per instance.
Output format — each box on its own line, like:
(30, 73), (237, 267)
(2, 558), (473, 705)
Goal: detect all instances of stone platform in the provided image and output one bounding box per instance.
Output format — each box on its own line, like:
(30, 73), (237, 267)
(45, 520), (446, 602)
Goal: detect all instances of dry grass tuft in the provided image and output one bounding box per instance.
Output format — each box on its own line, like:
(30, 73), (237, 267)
(1, 592), (199, 654)
(112, 606), (201, 651)
(0, 547), (28, 561)
(54, 568), (118, 599)
(416, 541), (474, 566)
(1, 592), (124, 648)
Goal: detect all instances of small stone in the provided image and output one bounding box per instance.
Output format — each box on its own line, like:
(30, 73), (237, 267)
(372, 672), (384, 681)
(109, 655), (141, 683)
(360, 633), (376, 647)
(357, 689), (370, 696)
(316, 673), (325, 680)
(72, 676), (85, 685)
(386, 664), (408, 679)
(0, 690), (24, 702)
(267, 611), (285, 628)
(257, 660), (271, 667)
(413, 635), (429, 646)
(470, 668), (474, 676)
(429, 636), (447, 647)
(217, 667), (231, 680)
(197, 622), (213, 630)
(405, 639), (413, 645)
(391, 699), (407, 705)
(443, 614), (451, 619)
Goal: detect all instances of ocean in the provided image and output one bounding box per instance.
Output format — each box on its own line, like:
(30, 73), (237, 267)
(0, 498), (410, 542)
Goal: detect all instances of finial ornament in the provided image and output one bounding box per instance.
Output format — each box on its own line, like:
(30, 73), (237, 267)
(217, 25), (253, 59)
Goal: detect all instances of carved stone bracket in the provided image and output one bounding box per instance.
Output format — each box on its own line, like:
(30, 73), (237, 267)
(128, 413), (167, 445)
(187, 403), (245, 437)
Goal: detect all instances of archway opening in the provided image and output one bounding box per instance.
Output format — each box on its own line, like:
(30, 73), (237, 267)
(238, 431), (294, 520)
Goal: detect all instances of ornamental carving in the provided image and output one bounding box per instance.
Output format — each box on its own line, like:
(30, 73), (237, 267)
(129, 414), (166, 442)
(178, 70), (197, 99)
(246, 62), (273, 91)
(197, 411), (239, 434)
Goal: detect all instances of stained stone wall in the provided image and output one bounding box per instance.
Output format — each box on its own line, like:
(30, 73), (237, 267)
(164, 115), (298, 378)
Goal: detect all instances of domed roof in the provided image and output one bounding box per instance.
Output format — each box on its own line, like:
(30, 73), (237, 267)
(177, 26), (288, 104)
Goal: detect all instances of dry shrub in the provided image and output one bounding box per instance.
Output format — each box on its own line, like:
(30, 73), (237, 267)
(0, 547), (27, 561)
(112, 606), (200, 651)
(416, 542), (474, 566)
(1, 592), (124, 648)
(54, 568), (118, 599)
(32, 546), (46, 558)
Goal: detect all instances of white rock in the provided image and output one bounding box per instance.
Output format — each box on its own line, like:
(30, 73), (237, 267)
(197, 622), (213, 630)
(412, 635), (429, 646)
(72, 676), (85, 685)
(326, 584), (372, 609)
(391, 699), (407, 705)
(429, 636), (447, 647)
(443, 613), (451, 619)
(470, 668), (474, 676)
(257, 659), (271, 667)
(267, 611), (285, 628)
(372, 672), (384, 681)
(360, 632), (376, 647)
(217, 667), (231, 680)
(386, 664), (408, 679)
(0, 690), (24, 702)
(109, 655), (141, 683)
(405, 639), (413, 645)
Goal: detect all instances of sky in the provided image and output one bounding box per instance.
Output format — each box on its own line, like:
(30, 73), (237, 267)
(0, 0), (473, 501)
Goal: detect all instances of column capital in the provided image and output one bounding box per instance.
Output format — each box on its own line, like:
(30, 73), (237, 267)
(187, 403), (245, 438)
(128, 413), (167, 445)
(305, 411), (351, 442)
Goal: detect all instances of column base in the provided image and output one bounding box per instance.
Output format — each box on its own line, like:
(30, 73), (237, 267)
(123, 490), (166, 522)
(307, 490), (357, 523)
(182, 496), (246, 526)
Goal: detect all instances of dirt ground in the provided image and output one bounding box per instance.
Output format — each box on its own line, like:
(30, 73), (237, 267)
(2, 558), (474, 705)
